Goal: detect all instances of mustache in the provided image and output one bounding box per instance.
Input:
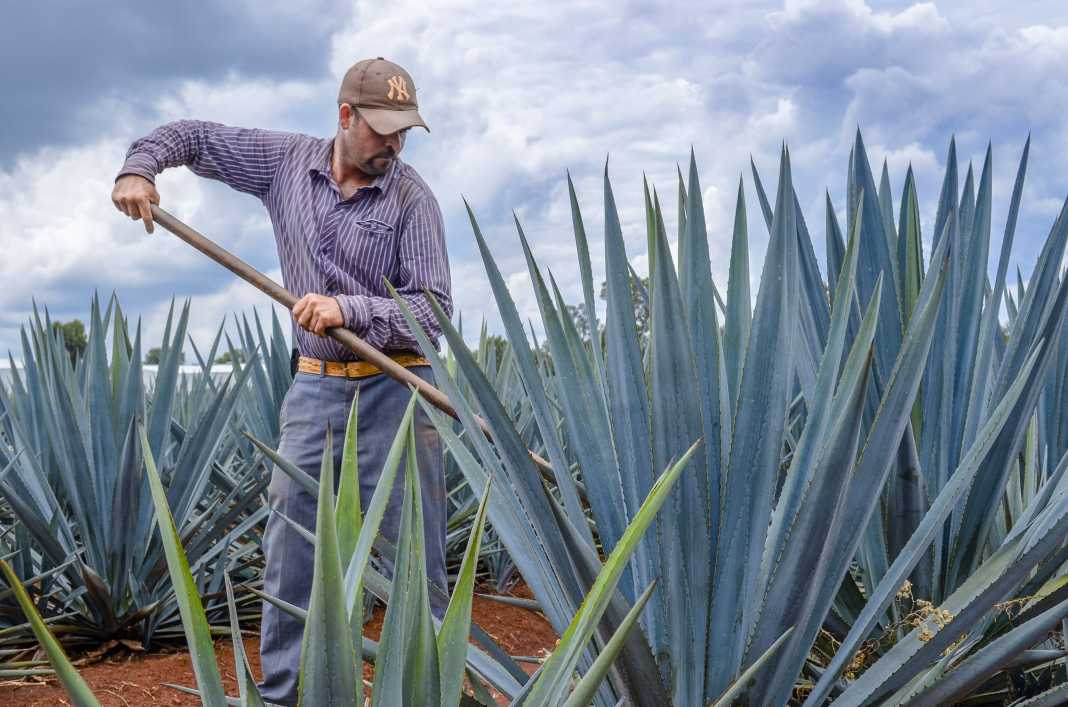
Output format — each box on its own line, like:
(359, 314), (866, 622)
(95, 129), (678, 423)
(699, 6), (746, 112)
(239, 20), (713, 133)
(373, 148), (396, 160)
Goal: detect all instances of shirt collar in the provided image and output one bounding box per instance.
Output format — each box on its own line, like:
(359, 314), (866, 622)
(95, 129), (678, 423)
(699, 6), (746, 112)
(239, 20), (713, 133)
(309, 138), (400, 198)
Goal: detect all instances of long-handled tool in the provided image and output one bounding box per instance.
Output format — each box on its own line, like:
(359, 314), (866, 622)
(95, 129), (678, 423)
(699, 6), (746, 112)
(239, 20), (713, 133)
(149, 204), (555, 476)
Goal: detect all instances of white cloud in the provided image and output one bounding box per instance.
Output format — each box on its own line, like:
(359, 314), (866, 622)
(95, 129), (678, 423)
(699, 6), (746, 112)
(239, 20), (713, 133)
(3, 0), (1068, 359)
(326, 0), (793, 325)
(0, 74), (326, 358)
(774, 0), (949, 33)
(0, 138), (199, 309)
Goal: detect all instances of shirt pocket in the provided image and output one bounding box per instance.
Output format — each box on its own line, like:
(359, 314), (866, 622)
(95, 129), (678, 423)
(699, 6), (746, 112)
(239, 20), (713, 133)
(342, 218), (397, 284)
(355, 218), (394, 236)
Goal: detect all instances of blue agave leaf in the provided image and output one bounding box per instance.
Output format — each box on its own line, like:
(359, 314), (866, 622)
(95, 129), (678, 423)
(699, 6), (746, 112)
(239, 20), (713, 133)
(146, 299), (189, 459)
(559, 581), (659, 707)
(1002, 680), (1068, 707)
(919, 138), (961, 498)
(600, 167), (665, 659)
(836, 486), (1068, 705)
(878, 160), (897, 250)
(793, 187), (832, 397)
(708, 145), (798, 697)
(755, 193), (863, 619)
(649, 182), (707, 704)
(567, 173), (608, 395)
(401, 289), (620, 704)
(299, 427), (359, 707)
(958, 163), (977, 251)
(995, 198), (1068, 403)
(903, 572), (1068, 706)
(896, 166), (925, 326)
(948, 147), (993, 471)
(371, 424), (440, 707)
(752, 270), (880, 704)
(724, 176), (751, 408)
(684, 154), (734, 691)
(803, 218), (953, 700)
(542, 268), (640, 605)
(541, 466), (670, 706)
(948, 266), (1068, 587)
(523, 441), (700, 707)
(761, 303), (874, 707)
(933, 138), (959, 252)
(808, 342), (1043, 705)
(749, 159), (831, 399)
(826, 192), (847, 303)
(465, 203), (593, 552)
(961, 136), (1029, 458)
(850, 130), (904, 385)
(86, 295), (117, 542)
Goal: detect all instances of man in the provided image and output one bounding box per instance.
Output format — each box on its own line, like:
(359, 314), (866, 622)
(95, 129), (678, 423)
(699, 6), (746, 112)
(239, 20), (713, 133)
(111, 58), (451, 706)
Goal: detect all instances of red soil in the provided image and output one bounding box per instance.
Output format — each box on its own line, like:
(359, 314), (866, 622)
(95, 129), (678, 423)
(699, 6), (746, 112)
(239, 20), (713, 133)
(0, 585), (556, 706)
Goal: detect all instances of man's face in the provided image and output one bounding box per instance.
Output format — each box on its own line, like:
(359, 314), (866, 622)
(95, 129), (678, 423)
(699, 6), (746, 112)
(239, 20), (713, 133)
(339, 105), (408, 177)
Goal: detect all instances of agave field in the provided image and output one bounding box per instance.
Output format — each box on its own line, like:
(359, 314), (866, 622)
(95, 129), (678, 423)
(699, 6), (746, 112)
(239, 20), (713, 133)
(5, 130), (1068, 706)
(0, 299), (286, 651)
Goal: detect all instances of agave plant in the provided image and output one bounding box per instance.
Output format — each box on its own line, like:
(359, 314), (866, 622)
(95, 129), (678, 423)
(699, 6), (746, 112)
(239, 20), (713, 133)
(443, 321), (548, 592)
(0, 513), (54, 680)
(211, 308), (295, 449)
(386, 131), (1068, 705)
(6, 383), (703, 706)
(0, 558), (99, 705)
(0, 296), (284, 649)
(252, 390), (709, 704)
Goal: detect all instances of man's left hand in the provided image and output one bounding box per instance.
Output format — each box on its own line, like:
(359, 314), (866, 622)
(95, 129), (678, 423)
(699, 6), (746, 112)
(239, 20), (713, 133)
(293, 294), (344, 336)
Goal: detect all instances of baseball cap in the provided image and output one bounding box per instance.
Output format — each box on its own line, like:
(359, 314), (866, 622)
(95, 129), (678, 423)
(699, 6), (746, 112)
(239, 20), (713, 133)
(338, 57), (429, 135)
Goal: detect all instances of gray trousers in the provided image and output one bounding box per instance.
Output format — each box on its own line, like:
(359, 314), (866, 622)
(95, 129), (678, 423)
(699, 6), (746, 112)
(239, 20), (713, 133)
(258, 367), (448, 706)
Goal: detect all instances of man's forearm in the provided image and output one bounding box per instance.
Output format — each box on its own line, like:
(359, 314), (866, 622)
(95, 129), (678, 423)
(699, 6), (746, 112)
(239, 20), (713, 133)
(117, 120), (294, 199)
(118, 151), (163, 184)
(336, 291), (451, 351)
(118, 120), (207, 183)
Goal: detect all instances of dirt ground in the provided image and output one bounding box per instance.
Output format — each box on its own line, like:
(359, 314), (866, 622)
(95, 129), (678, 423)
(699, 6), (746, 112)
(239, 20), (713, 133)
(0, 584), (556, 706)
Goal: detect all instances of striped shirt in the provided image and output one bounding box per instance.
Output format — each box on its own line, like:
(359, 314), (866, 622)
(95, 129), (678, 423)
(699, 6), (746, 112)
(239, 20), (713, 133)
(119, 120), (451, 361)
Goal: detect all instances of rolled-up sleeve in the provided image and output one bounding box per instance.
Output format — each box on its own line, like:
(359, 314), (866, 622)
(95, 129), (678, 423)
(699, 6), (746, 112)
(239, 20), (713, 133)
(117, 120), (295, 199)
(336, 195), (452, 350)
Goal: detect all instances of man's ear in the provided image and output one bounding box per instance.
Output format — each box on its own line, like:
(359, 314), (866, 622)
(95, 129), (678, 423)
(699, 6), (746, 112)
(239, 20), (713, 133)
(339, 103), (354, 130)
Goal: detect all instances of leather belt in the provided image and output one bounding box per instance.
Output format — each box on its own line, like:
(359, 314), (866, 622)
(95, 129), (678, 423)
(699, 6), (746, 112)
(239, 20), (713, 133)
(297, 354), (430, 379)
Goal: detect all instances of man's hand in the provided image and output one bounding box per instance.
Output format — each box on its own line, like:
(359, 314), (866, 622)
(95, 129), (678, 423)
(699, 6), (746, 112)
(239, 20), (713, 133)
(112, 175), (161, 233)
(293, 294), (344, 337)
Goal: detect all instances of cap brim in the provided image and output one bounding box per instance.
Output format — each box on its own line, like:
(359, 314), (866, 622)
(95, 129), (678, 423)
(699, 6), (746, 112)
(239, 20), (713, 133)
(359, 107), (429, 135)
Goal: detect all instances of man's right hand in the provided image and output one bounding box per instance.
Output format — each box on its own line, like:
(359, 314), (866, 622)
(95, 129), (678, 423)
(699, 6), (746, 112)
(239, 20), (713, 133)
(112, 174), (161, 233)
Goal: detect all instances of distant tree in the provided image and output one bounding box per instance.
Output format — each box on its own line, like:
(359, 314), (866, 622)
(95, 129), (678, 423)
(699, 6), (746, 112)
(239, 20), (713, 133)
(51, 319), (87, 364)
(564, 304), (592, 342)
(214, 349), (248, 365)
(564, 275), (651, 347)
(468, 335), (510, 370)
(144, 347), (185, 365)
(476, 273), (650, 364)
(484, 334), (509, 360)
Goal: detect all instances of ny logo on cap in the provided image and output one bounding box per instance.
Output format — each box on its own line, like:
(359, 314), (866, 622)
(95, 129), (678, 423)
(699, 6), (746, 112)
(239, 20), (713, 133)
(387, 76), (410, 102)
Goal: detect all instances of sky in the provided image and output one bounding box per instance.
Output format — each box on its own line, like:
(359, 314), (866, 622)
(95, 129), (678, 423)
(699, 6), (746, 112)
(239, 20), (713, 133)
(2, 0), (1067, 360)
